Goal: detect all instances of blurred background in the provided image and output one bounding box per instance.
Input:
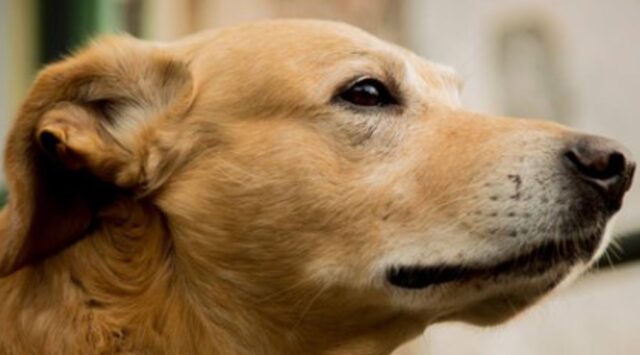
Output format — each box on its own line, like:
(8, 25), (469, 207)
(1, 1), (639, 354)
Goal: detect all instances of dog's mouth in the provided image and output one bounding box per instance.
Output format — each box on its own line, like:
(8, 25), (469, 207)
(386, 233), (602, 290)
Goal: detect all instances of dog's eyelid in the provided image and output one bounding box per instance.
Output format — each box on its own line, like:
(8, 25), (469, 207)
(337, 75), (393, 94)
(333, 75), (402, 110)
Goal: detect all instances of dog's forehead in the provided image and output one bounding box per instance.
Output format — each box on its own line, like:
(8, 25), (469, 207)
(176, 20), (460, 101)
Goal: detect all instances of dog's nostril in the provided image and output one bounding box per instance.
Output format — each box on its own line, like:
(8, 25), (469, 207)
(564, 135), (635, 209)
(564, 149), (626, 181)
(607, 152), (627, 179)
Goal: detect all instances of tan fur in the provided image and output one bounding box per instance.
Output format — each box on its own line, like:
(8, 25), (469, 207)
(0, 20), (629, 354)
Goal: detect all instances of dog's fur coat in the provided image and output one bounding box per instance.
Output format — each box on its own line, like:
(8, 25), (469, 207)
(0, 20), (633, 354)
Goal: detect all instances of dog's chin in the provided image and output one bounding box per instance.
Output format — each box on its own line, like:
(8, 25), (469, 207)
(386, 230), (601, 290)
(449, 290), (555, 325)
(445, 262), (575, 326)
(385, 223), (608, 324)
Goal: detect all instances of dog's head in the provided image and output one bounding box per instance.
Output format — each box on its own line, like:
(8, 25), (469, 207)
(0, 20), (634, 350)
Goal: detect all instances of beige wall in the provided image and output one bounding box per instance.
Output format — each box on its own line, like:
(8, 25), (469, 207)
(1, 0), (38, 184)
(143, 0), (404, 43)
(0, 1), (7, 137)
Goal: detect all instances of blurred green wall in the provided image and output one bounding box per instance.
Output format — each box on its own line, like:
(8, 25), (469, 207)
(39, 0), (123, 64)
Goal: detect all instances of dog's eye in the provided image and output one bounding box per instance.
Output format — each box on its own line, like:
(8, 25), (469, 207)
(338, 78), (397, 107)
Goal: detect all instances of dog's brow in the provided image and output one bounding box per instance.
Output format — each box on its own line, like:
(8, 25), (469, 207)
(403, 59), (429, 93)
(336, 49), (406, 84)
(348, 50), (372, 57)
(344, 49), (396, 67)
(435, 64), (463, 89)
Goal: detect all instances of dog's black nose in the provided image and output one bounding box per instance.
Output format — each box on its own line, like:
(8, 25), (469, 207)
(564, 135), (635, 209)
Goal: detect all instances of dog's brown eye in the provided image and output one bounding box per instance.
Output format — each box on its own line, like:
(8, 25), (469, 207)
(339, 78), (397, 107)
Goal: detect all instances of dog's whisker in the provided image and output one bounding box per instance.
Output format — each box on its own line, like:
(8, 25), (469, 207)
(291, 282), (331, 330)
(256, 276), (318, 303)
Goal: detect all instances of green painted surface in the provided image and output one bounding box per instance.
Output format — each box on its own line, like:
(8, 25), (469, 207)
(0, 189), (6, 208)
(38, 0), (123, 64)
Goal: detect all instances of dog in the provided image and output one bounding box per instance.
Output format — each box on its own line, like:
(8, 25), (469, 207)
(0, 19), (634, 355)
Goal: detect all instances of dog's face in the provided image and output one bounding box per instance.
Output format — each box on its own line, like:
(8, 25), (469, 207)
(0, 20), (634, 349)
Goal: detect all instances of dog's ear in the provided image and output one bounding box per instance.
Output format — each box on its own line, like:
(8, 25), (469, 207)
(0, 35), (194, 275)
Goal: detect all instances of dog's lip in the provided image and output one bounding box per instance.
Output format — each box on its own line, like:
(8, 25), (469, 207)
(386, 234), (601, 290)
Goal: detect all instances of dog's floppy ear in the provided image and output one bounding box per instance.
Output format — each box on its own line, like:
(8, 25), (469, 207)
(0, 35), (194, 275)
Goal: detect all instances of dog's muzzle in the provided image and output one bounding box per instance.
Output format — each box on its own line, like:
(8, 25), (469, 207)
(387, 134), (635, 290)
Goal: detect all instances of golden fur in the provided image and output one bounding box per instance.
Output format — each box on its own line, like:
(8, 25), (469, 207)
(0, 20), (632, 354)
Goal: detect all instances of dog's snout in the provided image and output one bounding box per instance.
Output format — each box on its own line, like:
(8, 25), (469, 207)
(564, 135), (635, 208)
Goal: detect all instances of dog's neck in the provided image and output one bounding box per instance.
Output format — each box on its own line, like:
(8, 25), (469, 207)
(167, 220), (426, 354)
(0, 199), (422, 354)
